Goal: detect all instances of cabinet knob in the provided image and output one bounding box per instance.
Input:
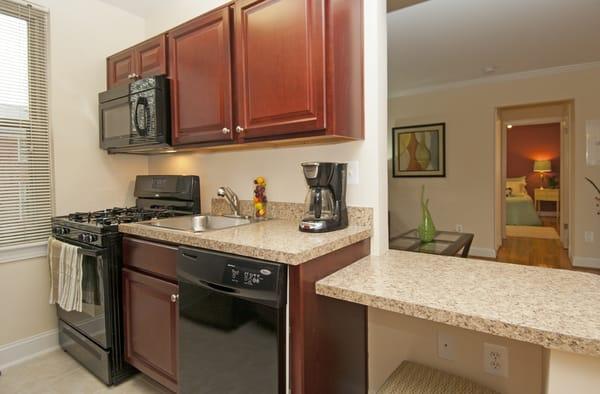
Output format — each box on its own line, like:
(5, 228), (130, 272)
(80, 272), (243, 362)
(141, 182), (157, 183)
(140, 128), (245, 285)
(236, 126), (244, 134)
(170, 294), (179, 303)
(222, 127), (231, 134)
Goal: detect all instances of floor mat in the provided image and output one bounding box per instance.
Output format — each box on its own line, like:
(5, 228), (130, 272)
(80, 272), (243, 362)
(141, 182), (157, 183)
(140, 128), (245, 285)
(506, 225), (559, 239)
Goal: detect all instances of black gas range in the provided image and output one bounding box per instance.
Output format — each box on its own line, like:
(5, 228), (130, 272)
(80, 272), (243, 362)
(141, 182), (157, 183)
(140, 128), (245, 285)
(52, 175), (200, 386)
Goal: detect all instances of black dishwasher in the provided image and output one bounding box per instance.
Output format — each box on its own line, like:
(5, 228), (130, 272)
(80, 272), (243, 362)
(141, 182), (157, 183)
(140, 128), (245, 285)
(177, 246), (287, 394)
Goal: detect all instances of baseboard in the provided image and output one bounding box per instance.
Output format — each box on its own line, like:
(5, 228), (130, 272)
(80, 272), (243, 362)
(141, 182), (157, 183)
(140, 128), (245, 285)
(0, 328), (59, 371)
(469, 247), (497, 259)
(573, 256), (600, 269)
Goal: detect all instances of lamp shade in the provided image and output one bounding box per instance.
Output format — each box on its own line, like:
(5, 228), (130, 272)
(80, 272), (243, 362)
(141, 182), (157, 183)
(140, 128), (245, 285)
(533, 160), (551, 173)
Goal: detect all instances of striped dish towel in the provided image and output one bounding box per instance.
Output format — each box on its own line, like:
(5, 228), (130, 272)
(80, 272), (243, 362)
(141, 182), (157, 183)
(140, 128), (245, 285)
(48, 236), (83, 312)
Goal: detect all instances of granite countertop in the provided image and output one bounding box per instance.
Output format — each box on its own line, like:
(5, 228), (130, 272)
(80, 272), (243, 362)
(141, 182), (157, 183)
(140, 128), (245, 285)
(119, 219), (371, 265)
(316, 250), (600, 357)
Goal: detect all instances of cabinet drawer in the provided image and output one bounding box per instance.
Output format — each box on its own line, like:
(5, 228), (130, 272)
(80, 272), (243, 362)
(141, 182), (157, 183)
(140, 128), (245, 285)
(123, 237), (178, 281)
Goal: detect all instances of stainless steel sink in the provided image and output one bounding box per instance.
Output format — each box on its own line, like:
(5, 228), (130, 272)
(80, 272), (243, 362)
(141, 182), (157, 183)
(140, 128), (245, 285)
(141, 215), (257, 233)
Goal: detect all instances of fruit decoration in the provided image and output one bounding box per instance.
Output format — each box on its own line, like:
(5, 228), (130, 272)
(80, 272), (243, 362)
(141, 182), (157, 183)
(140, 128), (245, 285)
(253, 176), (267, 218)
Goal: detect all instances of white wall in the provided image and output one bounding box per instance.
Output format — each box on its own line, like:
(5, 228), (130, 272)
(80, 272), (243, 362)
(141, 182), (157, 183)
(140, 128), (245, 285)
(369, 309), (543, 393)
(388, 66), (600, 261)
(0, 0), (149, 349)
(143, 0), (390, 254)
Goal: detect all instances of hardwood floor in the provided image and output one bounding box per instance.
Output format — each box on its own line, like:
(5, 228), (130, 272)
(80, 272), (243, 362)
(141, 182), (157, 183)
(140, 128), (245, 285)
(496, 236), (600, 274)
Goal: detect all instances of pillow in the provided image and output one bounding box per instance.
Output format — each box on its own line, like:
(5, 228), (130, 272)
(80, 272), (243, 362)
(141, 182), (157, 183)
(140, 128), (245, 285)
(506, 176), (527, 194)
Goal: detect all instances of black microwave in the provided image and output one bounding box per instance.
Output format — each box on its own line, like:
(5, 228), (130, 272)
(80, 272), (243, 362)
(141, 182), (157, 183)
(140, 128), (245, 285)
(98, 75), (170, 153)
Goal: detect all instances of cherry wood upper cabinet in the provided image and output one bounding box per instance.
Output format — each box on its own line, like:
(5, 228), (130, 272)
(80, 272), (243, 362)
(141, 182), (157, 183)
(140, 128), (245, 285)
(106, 35), (167, 89)
(123, 268), (178, 392)
(106, 49), (135, 89)
(135, 35), (168, 79)
(168, 7), (235, 146)
(234, 0), (326, 140)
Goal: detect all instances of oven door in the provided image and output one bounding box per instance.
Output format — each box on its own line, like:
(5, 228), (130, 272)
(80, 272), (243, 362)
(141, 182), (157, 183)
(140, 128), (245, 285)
(57, 245), (110, 349)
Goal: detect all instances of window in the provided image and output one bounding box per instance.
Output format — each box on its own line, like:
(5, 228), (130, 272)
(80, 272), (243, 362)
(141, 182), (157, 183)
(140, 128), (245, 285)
(0, 0), (51, 253)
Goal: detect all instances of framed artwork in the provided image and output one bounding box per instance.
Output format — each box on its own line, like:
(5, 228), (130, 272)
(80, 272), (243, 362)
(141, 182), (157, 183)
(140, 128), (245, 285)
(392, 123), (446, 177)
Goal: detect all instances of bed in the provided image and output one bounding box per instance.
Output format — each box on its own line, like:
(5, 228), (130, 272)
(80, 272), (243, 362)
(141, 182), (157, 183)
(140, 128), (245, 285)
(506, 176), (542, 226)
(506, 193), (542, 226)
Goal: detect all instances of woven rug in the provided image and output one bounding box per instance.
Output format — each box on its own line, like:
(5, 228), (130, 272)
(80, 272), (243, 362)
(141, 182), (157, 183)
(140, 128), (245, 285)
(506, 225), (559, 239)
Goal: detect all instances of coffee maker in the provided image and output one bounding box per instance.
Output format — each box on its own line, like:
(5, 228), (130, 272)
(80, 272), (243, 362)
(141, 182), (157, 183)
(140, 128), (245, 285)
(299, 162), (348, 233)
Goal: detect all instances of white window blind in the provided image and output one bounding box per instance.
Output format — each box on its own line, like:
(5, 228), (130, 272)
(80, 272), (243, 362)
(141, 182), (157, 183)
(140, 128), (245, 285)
(0, 0), (51, 248)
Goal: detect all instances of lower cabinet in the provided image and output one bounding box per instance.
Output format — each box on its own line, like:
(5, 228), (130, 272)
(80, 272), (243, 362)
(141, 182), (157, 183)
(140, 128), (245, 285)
(123, 267), (178, 392)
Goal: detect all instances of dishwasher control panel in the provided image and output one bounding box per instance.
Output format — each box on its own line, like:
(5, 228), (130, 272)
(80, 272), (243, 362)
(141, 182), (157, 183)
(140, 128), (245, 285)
(224, 262), (278, 290)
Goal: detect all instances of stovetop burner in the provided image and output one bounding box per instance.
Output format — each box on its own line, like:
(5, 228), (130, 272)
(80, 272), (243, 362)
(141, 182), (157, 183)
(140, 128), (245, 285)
(65, 207), (177, 227)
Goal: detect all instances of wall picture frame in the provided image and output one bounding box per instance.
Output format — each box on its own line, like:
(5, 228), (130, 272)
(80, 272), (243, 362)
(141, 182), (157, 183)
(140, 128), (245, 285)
(392, 123), (446, 177)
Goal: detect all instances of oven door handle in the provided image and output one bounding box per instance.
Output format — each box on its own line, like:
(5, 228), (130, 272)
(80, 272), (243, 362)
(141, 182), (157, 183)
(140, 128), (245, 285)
(79, 248), (106, 258)
(133, 96), (149, 137)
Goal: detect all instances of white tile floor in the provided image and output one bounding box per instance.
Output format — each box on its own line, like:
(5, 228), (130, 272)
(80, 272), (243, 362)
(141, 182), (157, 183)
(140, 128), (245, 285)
(0, 350), (170, 394)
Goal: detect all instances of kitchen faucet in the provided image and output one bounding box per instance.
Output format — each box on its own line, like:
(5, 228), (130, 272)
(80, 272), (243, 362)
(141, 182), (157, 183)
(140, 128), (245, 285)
(217, 186), (241, 217)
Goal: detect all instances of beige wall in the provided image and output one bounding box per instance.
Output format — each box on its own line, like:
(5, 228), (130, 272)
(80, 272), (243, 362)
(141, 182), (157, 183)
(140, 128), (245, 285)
(545, 349), (600, 393)
(0, 257), (57, 346)
(144, 0), (390, 254)
(369, 308), (543, 393)
(388, 66), (600, 261)
(0, 0), (149, 347)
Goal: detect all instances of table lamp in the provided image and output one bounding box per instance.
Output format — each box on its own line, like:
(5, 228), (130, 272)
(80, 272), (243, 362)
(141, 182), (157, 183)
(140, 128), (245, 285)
(533, 160), (551, 189)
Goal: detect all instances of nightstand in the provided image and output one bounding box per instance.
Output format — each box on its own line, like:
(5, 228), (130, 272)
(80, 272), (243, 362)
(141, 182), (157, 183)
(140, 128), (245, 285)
(534, 188), (559, 217)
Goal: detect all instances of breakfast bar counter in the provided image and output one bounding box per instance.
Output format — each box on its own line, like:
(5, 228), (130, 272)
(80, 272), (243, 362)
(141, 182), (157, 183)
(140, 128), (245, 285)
(316, 250), (600, 357)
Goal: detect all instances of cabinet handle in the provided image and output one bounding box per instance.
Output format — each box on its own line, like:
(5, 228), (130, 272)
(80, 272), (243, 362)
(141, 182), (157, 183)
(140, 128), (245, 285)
(236, 126), (244, 134)
(222, 127), (231, 134)
(170, 294), (179, 303)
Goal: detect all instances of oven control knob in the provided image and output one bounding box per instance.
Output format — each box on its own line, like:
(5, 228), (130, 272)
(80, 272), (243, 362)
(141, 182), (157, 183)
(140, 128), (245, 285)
(88, 234), (98, 242)
(79, 233), (91, 242)
(54, 227), (69, 235)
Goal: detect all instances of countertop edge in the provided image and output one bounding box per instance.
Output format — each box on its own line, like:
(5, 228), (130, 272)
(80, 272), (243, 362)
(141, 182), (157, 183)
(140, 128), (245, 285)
(315, 281), (600, 358)
(118, 223), (372, 266)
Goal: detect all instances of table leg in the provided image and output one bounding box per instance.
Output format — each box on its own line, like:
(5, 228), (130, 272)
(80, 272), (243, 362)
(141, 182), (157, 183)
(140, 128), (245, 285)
(461, 237), (474, 258)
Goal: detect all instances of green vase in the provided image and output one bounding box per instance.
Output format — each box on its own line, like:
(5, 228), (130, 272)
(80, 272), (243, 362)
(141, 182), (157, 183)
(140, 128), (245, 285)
(417, 185), (436, 243)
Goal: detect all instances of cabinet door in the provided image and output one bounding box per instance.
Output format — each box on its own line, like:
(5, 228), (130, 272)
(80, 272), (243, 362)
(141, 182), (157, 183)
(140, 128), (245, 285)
(234, 0), (325, 140)
(106, 49), (135, 89)
(135, 35), (167, 78)
(169, 7), (234, 145)
(123, 268), (178, 392)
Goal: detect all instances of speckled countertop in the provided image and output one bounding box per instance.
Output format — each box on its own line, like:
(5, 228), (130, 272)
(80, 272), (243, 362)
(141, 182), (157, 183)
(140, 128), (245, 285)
(119, 201), (372, 265)
(316, 250), (600, 357)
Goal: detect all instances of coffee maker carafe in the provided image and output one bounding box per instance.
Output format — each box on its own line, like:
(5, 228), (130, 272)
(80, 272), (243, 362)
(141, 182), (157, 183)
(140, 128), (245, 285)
(299, 162), (348, 233)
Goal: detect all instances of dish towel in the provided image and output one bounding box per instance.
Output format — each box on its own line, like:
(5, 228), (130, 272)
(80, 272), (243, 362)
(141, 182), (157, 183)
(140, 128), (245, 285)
(48, 236), (83, 312)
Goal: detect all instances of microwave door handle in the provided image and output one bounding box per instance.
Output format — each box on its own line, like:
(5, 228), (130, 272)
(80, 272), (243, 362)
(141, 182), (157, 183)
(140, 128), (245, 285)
(134, 96), (149, 136)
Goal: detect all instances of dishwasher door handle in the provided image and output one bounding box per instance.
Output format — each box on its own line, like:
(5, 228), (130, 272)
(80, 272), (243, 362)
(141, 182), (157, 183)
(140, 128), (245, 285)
(198, 280), (238, 295)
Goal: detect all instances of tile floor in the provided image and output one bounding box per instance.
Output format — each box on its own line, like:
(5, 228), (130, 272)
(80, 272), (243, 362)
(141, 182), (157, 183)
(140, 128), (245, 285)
(0, 349), (169, 394)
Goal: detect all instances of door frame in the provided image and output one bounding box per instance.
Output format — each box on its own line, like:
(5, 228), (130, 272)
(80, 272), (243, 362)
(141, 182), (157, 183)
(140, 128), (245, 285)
(496, 115), (572, 250)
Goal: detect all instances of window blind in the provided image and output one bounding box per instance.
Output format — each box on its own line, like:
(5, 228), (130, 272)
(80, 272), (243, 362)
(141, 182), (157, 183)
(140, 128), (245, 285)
(0, 0), (51, 248)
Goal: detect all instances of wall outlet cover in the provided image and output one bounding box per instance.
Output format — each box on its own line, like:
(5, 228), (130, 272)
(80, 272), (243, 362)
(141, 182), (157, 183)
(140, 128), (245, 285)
(347, 161), (359, 185)
(438, 331), (456, 361)
(455, 224), (464, 233)
(584, 231), (594, 243)
(484, 343), (508, 377)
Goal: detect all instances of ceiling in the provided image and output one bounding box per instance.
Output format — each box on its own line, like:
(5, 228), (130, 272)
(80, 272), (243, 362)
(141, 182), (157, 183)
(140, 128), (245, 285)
(388, 0), (600, 96)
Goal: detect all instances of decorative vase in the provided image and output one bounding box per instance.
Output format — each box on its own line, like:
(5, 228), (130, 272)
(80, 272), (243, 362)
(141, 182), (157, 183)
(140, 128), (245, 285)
(417, 185), (436, 243)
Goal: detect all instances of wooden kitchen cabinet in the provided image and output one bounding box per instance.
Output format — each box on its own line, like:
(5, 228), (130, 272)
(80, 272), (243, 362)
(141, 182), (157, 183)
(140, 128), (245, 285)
(122, 237), (178, 392)
(168, 7), (234, 146)
(106, 34), (167, 89)
(233, 0), (325, 140)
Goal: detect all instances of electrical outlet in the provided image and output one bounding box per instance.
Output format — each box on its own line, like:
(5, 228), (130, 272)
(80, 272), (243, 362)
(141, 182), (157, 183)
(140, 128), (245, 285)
(347, 161), (359, 185)
(484, 343), (508, 377)
(455, 224), (463, 233)
(584, 231), (594, 243)
(438, 331), (455, 361)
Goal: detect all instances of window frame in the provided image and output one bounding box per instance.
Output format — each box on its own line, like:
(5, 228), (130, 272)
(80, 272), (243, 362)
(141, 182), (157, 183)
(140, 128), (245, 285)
(0, 0), (52, 264)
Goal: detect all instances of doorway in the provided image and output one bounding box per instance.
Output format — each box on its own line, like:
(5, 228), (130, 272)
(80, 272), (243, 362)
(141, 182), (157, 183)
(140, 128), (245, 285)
(495, 101), (573, 267)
